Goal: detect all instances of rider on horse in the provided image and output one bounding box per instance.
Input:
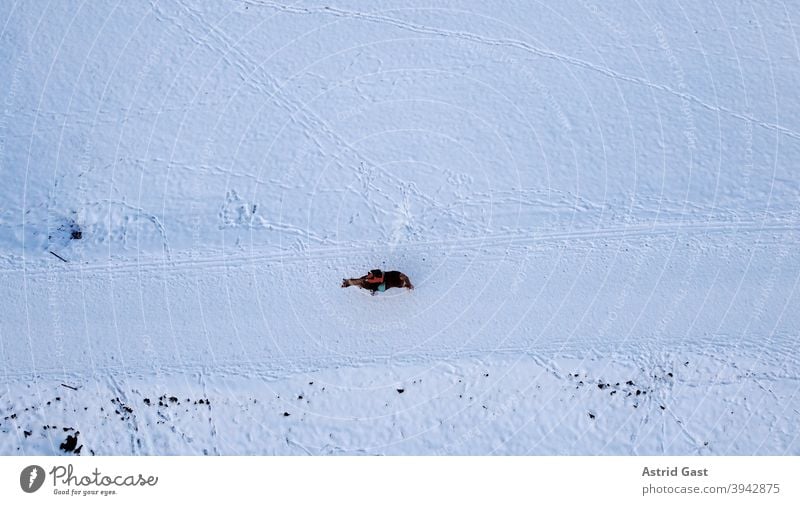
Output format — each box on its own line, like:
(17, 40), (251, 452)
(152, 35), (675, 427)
(365, 269), (386, 292)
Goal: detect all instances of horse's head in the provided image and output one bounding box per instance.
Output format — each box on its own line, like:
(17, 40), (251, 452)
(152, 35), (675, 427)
(341, 278), (350, 288)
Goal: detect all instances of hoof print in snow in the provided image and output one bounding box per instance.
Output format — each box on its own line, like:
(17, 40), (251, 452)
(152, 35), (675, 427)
(588, 413), (596, 420)
(282, 412), (290, 417)
(396, 388), (405, 394)
(220, 190), (263, 228)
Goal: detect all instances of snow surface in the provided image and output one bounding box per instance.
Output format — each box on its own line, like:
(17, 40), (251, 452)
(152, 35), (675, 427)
(1, 1), (799, 455)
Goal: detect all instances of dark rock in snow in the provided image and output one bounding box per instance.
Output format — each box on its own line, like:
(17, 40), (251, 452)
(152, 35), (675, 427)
(60, 432), (80, 453)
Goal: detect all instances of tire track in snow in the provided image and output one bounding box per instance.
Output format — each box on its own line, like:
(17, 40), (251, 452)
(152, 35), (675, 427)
(108, 374), (142, 455)
(5, 334), (795, 385)
(251, 1), (800, 142)
(6, 217), (797, 277)
(154, 1), (464, 230)
(197, 370), (221, 456)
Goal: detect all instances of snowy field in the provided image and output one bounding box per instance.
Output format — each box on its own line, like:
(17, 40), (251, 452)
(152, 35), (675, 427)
(1, 1), (798, 455)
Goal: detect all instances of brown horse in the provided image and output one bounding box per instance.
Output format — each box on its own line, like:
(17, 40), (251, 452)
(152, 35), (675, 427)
(341, 270), (414, 295)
